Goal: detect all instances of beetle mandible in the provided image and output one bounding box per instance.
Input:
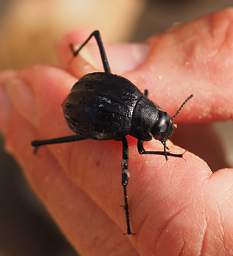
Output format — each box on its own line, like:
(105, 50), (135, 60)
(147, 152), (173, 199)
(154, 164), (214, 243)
(31, 30), (193, 235)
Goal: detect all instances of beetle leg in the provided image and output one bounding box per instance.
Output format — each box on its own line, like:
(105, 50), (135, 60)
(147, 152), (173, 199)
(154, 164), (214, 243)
(137, 140), (183, 159)
(162, 141), (168, 161)
(31, 135), (86, 154)
(69, 30), (111, 73)
(121, 137), (134, 235)
(144, 89), (149, 97)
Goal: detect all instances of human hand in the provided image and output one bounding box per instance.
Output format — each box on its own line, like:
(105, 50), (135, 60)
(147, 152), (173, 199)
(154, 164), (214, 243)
(1, 8), (233, 256)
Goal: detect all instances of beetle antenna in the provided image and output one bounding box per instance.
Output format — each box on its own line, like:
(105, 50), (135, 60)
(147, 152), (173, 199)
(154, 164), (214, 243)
(172, 94), (193, 119)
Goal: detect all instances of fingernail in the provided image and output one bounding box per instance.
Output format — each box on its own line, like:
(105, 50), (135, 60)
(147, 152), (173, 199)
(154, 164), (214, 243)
(5, 78), (37, 126)
(0, 86), (12, 133)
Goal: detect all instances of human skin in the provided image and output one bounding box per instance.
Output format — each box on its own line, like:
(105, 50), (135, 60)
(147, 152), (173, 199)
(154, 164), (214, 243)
(1, 8), (233, 256)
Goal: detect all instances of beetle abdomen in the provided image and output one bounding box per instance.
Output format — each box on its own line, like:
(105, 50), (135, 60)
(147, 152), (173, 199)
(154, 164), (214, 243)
(63, 72), (142, 139)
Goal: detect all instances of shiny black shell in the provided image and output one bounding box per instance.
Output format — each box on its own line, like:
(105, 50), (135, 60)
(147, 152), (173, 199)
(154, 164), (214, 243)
(63, 72), (144, 139)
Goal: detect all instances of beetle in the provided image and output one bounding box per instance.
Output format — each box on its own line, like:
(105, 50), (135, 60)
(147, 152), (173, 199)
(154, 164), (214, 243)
(31, 30), (193, 235)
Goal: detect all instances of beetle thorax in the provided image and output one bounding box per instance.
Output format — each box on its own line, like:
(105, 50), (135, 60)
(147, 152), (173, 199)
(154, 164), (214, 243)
(130, 96), (174, 142)
(130, 97), (160, 141)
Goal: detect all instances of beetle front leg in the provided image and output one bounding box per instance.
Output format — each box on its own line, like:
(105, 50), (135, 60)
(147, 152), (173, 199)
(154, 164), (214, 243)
(137, 140), (184, 160)
(121, 137), (134, 235)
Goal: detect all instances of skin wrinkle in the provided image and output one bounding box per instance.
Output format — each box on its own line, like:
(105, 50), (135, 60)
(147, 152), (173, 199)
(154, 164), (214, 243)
(178, 239), (186, 256)
(195, 176), (211, 256)
(216, 203), (227, 255)
(134, 208), (150, 249)
(153, 203), (191, 255)
(198, 219), (208, 256)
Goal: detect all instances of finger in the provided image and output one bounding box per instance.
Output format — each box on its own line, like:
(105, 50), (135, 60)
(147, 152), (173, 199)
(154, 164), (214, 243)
(58, 9), (233, 123)
(3, 109), (137, 256)
(3, 65), (224, 255)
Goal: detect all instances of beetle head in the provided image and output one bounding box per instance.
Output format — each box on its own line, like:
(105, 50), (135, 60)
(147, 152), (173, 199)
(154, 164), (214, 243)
(151, 94), (193, 142)
(151, 111), (173, 142)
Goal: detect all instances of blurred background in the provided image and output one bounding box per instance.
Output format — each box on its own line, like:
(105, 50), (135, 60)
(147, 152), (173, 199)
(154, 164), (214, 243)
(0, 0), (232, 255)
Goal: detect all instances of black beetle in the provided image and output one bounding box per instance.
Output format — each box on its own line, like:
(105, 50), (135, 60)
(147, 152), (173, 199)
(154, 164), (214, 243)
(31, 30), (193, 235)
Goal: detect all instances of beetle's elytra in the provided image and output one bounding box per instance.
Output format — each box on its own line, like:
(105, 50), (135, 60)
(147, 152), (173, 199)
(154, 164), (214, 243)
(31, 30), (193, 235)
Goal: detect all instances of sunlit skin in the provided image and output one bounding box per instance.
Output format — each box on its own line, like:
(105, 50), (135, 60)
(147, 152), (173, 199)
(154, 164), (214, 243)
(1, 8), (233, 256)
